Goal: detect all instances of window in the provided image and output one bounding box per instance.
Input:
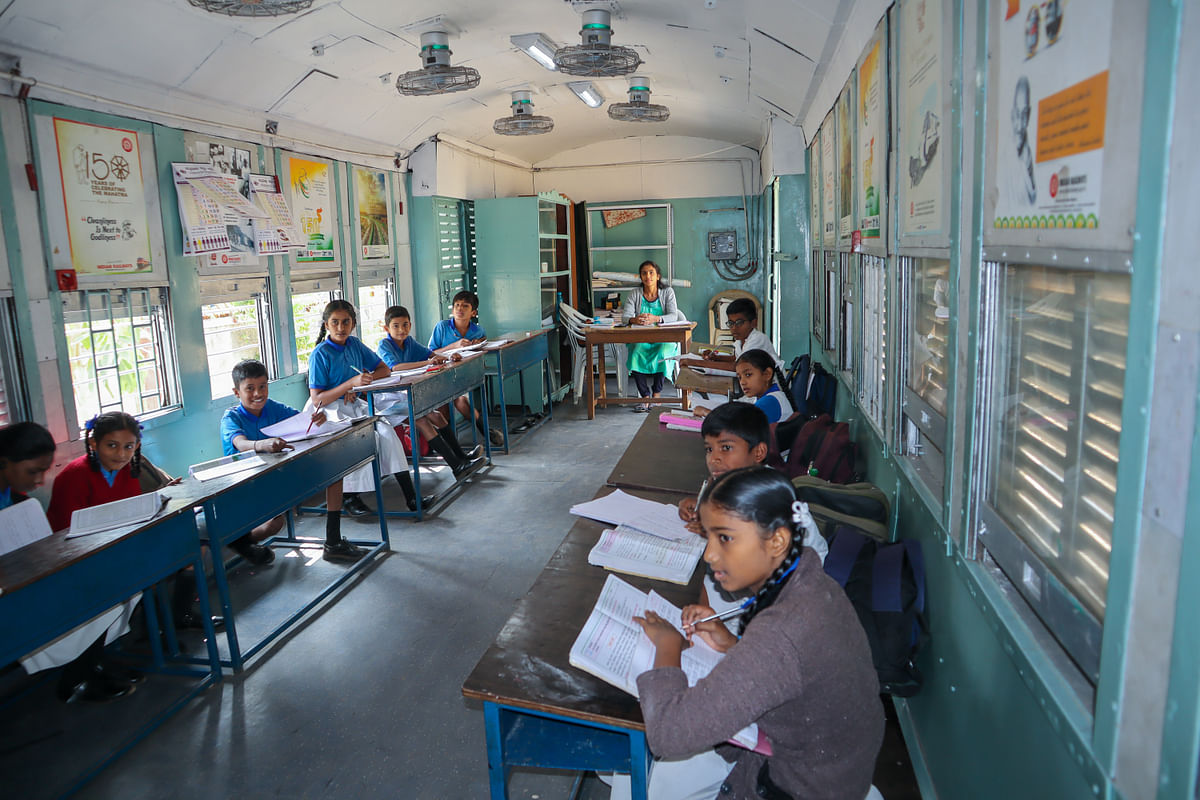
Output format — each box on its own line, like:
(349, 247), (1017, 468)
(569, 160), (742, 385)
(898, 257), (950, 496)
(62, 288), (180, 429)
(976, 263), (1130, 680)
(200, 278), (274, 398)
(811, 250), (824, 344)
(291, 275), (342, 373)
(356, 277), (394, 335)
(839, 252), (855, 374)
(823, 252), (838, 349)
(0, 298), (25, 426)
(858, 255), (887, 434)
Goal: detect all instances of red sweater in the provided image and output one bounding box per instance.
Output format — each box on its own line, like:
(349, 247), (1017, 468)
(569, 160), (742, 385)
(47, 455), (143, 532)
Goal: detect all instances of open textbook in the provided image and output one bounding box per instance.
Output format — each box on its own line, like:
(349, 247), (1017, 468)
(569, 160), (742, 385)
(569, 489), (693, 542)
(569, 574), (760, 750)
(588, 524), (706, 584)
(67, 491), (168, 538)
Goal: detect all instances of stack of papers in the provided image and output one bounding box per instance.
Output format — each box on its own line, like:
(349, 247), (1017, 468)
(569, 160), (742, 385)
(660, 412), (703, 432)
(67, 492), (168, 538)
(569, 489), (693, 541)
(588, 524), (706, 584)
(261, 412), (353, 442)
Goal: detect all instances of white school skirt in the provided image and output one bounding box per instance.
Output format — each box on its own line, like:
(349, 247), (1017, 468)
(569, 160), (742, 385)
(303, 396), (408, 492)
(21, 597), (140, 673)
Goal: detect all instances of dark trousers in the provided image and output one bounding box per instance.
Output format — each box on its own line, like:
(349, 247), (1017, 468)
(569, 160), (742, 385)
(631, 371), (665, 397)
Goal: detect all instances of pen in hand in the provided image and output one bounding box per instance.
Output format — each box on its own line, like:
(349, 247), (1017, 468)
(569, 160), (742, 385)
(683, 605), (748, 632)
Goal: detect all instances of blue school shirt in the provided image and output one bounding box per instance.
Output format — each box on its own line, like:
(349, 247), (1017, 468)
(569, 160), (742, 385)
(220, 398), (300, 456)
(428, 318), (485, 351)
(744, 384), (794, 424)
(0, 487), (11, 510)
(308, 336), (384, 391)
(377, 335), (433, 368)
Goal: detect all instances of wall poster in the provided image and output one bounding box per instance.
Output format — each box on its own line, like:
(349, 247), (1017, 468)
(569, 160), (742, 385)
(820, 118), (837, 247)
(808, 141), (821, 249)
(353, 167), (391, 260)
(53, 118), (153, 275)
(287, 155), (335, 262)
(836, 84), (855, 240)
(990, 0), (1111, 231)
(190, 138), (258, 269)
(857, 19), (887, 243)
(898, 0), (944, 236)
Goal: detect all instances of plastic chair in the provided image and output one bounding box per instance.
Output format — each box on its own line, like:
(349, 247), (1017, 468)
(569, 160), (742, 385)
(559, 303), (628, 399)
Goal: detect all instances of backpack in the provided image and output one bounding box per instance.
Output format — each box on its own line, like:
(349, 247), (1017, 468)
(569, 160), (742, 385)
(791, 475), (890, 542)
(783, 414), (859, 484)
(823, 525), (928, 697)
(784, 355), (837, 418)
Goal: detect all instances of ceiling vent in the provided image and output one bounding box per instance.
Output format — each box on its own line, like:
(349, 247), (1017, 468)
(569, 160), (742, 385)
(493, 91), (555, 136)
(396, 31), (481, 96)
(608, 75), (670, 122)
(555, 10), (642, 77)
(187, 0), (312, 16)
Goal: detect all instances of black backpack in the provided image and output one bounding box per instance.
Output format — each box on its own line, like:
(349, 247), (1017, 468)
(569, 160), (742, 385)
(784, 355), (837, 418)
(823, 525), (928, 697)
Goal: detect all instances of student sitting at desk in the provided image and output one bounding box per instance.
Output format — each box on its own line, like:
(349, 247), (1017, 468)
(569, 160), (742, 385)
(692, 349), (793, 424)
(220, 358), (369, 563)
(0, 421), (55, 512)
(376, 305), (482, 476)
(428, 290), (504, 447)
(701, 297), (784, 377)
(621, 260), (682, 412)
(308, 299), (430, 517)
(616, 467), (884, 800)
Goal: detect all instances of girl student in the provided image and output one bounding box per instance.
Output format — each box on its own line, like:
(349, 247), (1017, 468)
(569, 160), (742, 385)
(0, 421), (55, 512)
(621, 260), (683, 412)
(615, 467), (883, 800)
(307, 299), (430, 524)
(695, 348), (794, 425)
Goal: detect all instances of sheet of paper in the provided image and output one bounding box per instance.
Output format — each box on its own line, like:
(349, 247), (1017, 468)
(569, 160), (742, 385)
(478, 339), (513, 350)
(67, 492), (165, 537)
(569, 490), (694, 541)
(260, 412), (351, 442)
(192, 454), (265, 482)
(0, 499), (54, 557)
(690, 394), (726, 413)
(693, 366), (737, 377)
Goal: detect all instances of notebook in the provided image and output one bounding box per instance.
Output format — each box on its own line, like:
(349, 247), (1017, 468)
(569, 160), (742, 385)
(66, 491), (168, 538)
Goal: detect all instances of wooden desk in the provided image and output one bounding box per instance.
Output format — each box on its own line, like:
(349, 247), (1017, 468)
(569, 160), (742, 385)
(606, 408), (710, 495)
(483, 329), (552, 453)
(361, 352), (492, 519)
(187, 419), (388, 671)
(584, 324), (695, 419)
(461, 486), (705, 800)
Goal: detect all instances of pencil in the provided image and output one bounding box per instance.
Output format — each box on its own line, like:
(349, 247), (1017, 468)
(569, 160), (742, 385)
(305, 402), (324, 435)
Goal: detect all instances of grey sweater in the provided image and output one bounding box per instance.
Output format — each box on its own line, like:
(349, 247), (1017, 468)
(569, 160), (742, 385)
(636, 550), (884, 800)
(621, 286), (682, 323)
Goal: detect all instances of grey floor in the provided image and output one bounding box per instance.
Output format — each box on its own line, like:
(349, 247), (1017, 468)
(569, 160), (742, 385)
(69, 392), (645, 800)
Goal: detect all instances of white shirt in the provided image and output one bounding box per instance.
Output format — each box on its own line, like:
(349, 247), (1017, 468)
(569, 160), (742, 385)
(733, 328), (785, 376)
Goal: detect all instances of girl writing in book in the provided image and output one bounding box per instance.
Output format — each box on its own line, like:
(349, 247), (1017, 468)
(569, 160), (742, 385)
(612, 467), (883, 800)
(307, 299), (428, 517)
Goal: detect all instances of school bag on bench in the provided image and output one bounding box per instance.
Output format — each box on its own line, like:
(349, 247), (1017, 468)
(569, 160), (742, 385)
(784, 354), (837, 418)
(791, 475), (890, 542)
(823, 526), (928, 697)
(783, 414), (859, 483)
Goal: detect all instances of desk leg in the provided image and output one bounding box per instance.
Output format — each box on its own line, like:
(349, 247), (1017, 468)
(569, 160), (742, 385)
(586, 339), (596, 420)
(497, 359), (510, 454)
(629, 729), (651, 800)
(544, 355), (553, 423)
(204, 502), (244, 672)
(598, 341), (608, 408)
(478, 386), (492, 464)
(408, 401), (423, 520)
(482, 702), (510, 800)
(191, 553), (223, 678)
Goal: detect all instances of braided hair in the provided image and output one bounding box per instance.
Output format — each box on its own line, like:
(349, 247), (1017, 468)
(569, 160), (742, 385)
(84, 411), (143, 478)
(699, 466), (804, 635)
(314, 299), (358, 347)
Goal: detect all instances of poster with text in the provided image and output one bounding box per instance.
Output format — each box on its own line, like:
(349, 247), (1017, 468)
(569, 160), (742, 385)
(991, 0), (1111, 231)
(857, 21), (887, 242)
(191, 139), (258, 268)
(821, 120), (837, 246)
(899, 0), (944, 236)
(353, 167), (391, 260)
(837, 85), (855, 239)
(808, 142), (821, 248)
(53, 118), (152, 275)
(288, 156), (335, 262)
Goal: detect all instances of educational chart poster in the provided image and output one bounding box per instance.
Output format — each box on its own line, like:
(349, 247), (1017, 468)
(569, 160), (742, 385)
(53, 118), (153, 275)
(991, 0), (1111, 231)
(808, 142), (821, 248)
(820, 120), (837, 246)
(899, 0), (944, 236)
(247, 174), (299, 256)
(191, 139), (258, 268)
(857, 20), (887, 242)
(288, 156), (335, 262)
(836, 86), (854, 240)
(353, 167), (391, 260)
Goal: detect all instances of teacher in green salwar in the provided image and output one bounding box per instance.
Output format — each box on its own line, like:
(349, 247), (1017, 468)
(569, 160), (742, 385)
(621, 260), (683, 412)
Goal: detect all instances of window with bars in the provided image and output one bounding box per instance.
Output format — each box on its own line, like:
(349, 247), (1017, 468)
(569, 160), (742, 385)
(292, 275), (343, 373)
(858, 255), (887, 433)
(898, 257), (950, 497)
(200, 278), (274, 399)
(0, 298), (23, 426)
(824, 252), (839, 351)
(975, 262), (1129, 680)
(811, 250), (824, 344)
(839, 252), (855, 375)
(356, 277), (394, 335)
(62, 288), (180, 429)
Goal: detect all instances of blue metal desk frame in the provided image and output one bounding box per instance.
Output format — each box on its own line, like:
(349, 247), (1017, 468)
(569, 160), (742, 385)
(0, 505), (222, 793)
(484, 330), (553, 454)
(194, 420), (388, 672)
(363, 353), (492, 520)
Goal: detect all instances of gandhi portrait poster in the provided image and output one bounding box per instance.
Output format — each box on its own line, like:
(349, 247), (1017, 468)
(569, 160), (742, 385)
(991, 0), (1112, 231)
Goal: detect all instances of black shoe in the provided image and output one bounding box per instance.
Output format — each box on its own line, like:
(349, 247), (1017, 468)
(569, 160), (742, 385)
(175, 611), (226, 631)
(58, 676), (133, 704)
(233, 542), (276, 566)
(488, 428), (505, 447)
(95, 661), (145, 685)
(323, 537), (366, 562)
(406, 495), (436, 512)
(452, 455), (484, 478)
(464, 444), (484, 459)
(341, 495), (373, 518)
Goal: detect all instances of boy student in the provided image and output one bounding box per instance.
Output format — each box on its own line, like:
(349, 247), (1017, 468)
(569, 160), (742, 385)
(428, 290), (504, 447)
(701, 297), (785, 376)
(377, 305), (483, 476)
(220, 359), (363, 562)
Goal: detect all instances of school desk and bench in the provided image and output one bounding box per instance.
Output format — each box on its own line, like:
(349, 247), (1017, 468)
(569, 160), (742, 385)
(482, 329), (554, 453)
(606, 408), (710, 495)
(584, 323), (697, 420)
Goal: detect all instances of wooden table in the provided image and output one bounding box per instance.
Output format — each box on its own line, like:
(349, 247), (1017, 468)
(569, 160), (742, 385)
(361, 352), (491, 519)
(584, 323), (696, 419)
(606, 408), (711, 495)
(483, 329), (553, 453)
(461, 486), (705, 800)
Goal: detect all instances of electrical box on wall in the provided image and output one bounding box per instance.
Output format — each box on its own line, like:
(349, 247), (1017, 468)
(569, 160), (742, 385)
(707, 230), (738, 261)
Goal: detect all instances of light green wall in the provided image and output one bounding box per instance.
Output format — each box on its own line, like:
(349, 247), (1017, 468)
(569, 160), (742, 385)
(776, 174), (811, 360)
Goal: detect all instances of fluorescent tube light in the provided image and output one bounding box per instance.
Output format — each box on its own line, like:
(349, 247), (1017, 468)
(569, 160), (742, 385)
(568, 81), (604, 108)
(511, 33), (559, 71)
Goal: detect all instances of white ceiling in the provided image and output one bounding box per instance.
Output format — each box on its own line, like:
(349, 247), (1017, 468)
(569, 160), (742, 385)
(0, 0), (853, 163)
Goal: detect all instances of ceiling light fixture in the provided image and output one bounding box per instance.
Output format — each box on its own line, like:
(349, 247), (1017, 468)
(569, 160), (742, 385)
(567, 81), (604, 108)
(555, 9), (643, 77)
(395, 30), (481, 96)
(510, 33), (559, 71)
